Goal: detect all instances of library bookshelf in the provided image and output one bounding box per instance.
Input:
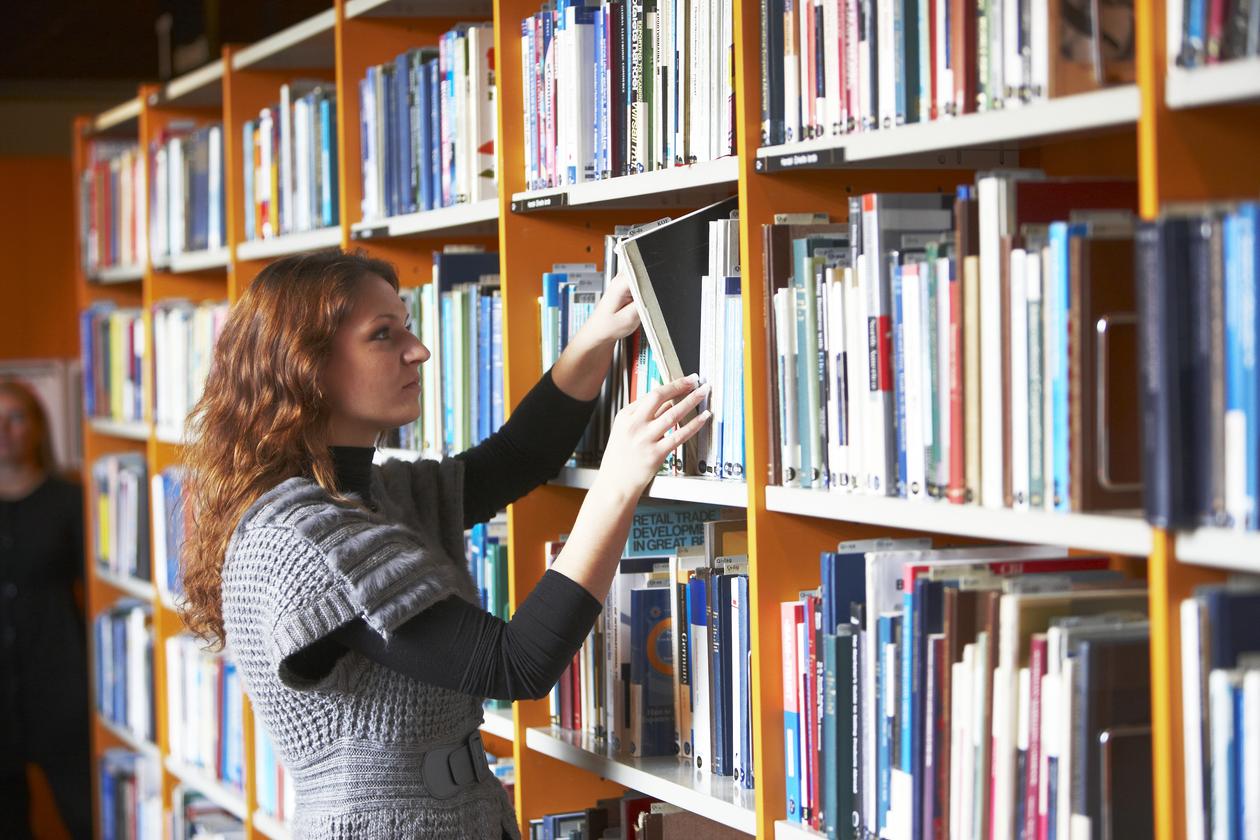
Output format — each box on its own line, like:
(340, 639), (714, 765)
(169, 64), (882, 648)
(68, 0), (1259, 838)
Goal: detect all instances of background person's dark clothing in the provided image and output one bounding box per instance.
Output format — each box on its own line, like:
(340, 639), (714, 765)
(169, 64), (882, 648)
(0, 475), (91, 839)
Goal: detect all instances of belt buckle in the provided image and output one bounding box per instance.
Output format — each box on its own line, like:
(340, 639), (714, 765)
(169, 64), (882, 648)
(421, 729), (492, 799)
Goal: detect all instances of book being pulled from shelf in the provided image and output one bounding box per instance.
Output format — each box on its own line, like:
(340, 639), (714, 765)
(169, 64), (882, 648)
(519, 0), (736, 190)
(1180, 579), (1260, 840)
(148, 120), (226, 261)
(381, 249), (502, 457)
(782, 540), (1151, 840)
(152, 465), (188, 606)
(766, 174), (1142, 516)
(1137, 201), (1260, 531)
(80, 139), (146, 276)
(166, 635), (245, 793)
(172, 785), (245, 840)
(359, 23), (497, 221)
(548, 504), (755, 788)
(80, 302), (146, 424)
(527, 794), (748, 839)
(759, 0), (1136, 146)
(94, 598), (155, 745)
(99, 748), (162, 840)
(253, 709), (295, 828)
(242, 80), (339, 243)
(1170, 0), (1260, 68)
(91, 452), (151, 583)
(153, 298), (228, 441)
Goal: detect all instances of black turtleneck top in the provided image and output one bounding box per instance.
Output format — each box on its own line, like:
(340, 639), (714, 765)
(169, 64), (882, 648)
(286, 370), (605, 701)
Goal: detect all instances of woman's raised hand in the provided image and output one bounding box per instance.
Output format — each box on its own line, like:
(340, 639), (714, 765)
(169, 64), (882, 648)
(598, 374), (712, 495)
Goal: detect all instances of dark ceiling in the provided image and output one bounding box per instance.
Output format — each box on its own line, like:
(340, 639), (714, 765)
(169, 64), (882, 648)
(0, 0), (332, 81)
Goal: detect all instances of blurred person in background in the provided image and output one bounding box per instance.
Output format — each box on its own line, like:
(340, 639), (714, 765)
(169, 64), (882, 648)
(0, 380), (90, 839)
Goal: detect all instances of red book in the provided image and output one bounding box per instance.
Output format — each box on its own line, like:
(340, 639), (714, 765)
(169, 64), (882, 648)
(1024, 634), (1049, 840)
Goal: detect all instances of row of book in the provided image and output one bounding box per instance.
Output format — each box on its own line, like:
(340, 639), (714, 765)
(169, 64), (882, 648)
(1137, 202), (1260, 531)
(149, 121), (226, 261)
(518, 0), (736, 190)
(165, 634), (246, 792)
(80, 140), (145, 275)
(253, 714), (295, 827)
(766, 174), (1142, 516)
(242, 80), (339, 242)
(91, 453), (151, 583)
(152, 465), (188, 605)
(759, 0), (1135, 146)
(153, 298), (228, 440)
(782, 540), (1152, 840)
(1170, 0), (1260, 68)
(80, 302), (145, 423)
(99, 749), (162, 840)
(172, 785), (244, 840)
(381, 249), (502, 456)
(527, 793), (745, 839)
(359, 24), (497, 220)
(94, 599), (155, 745)
(1180, 581), (1260, 840)
(550, 503), (756, 786)
(468, 519), (512, 624)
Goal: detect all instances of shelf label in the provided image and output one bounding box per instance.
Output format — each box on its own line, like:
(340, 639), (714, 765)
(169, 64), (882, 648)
(512, 192), (569, 212)
(759, 147), (843, 172)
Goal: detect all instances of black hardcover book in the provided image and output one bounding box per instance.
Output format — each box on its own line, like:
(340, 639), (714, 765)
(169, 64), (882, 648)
(761, 0), (786, 146)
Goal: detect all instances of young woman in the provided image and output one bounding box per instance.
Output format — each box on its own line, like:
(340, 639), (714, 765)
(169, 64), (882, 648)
(181, 250), (711, 840)
(0, 380), (90, 840)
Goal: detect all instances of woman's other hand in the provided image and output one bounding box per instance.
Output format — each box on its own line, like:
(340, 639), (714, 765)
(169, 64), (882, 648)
(597, 375), (712, 496)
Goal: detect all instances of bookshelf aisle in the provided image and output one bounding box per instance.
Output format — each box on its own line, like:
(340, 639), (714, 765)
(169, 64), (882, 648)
(68, 0), (1259, 838)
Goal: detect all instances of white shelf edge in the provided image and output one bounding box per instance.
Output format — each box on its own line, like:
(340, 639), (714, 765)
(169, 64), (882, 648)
(351, 198), (500, 239)
(236, 226), (342, 261)
(88, 417), (151, 441)
(1175, 527), (1260, 573)
(154, 426), (191, 446)
(94, 566), (157, 601)
(94, 98), (142, 132)
(97, 714), (161, 760)
(774, 820), (826, 840)
(167, 247), (230, 273)
(345, 0), (494, 17)
(524, 726), (756, 835)
(1166, 59), (1260, 109)
(92, 263), (146, 283)
(165, 59), (226, 104)
(481, 705), (515, 741)
(551, 467), (748, 508)
(756, 86), (1140, 164)
(164, 756), (248, 821)
(511, 156), (738, 210)
(252, 810), (293, 840)
(764, 486), (1153, 556)
(231, 9), (337, 70)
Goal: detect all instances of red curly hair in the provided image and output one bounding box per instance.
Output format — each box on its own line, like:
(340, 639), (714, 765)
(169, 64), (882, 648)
(179, 250), (399, 648)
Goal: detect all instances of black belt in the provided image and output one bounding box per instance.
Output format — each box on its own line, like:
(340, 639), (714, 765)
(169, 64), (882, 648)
(421, 729), (493, 799)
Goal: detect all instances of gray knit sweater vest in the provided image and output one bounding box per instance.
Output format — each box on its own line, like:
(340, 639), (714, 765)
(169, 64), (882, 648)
(221, 456), (520, 840)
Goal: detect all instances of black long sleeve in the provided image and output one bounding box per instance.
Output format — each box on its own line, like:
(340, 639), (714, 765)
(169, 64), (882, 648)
(284, 570), (603, 701)
(455, 369), (599, 526)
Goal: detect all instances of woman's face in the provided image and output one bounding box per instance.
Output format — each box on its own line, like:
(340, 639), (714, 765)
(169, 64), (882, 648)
(321, 274), (430, 445)
(0, 391), (39, 467)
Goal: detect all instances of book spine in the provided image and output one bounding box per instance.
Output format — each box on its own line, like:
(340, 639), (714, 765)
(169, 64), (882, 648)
(783, 601), (803, 821)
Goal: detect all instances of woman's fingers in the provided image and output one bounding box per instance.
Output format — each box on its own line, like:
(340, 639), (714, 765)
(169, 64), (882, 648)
(640, 374), (701, 418)
(659, 407), (712, 453)
(649, 382), (711, 438)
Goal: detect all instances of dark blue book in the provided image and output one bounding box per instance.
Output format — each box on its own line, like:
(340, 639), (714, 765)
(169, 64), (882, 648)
(416, 55), (436, 211)
(426, 59), (442, 207)
(433, 252), (500, 293)
(709, 571), (731, 774)
(1200, 586), (1260, 670)
(395, 51), (414, 216)
(381, 63), (397, 217)
(630, 585), (675, 756)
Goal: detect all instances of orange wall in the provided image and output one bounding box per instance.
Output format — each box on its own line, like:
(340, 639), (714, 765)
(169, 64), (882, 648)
(0, 156), (78, 361)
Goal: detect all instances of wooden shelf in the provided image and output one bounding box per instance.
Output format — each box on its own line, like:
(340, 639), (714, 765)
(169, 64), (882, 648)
(510, 157), (739, 213)
(764, 486), (1153, 555)
(481, 705), (514, 741)
(551, 467), (748, 509)
(97, 714), (161, 760)
(345, 0), (494, 17)
(91, 264), (145, 283)
(88, 417), (150, 441)
(524, 726), (756, 835)
(236, 227), (341, 261)
(252, 810), (292, 840)
(1175, 527), (1260, 573)
(774, 821), (825, 840)
(755, 86), (1140, 171)
(162, 59), (225, 108)
(164, 756), (248, 821)
(1166, 59), (1260, 109)
(167, 248), (230, 273)
(94, 566), (157, 601)
(230, 9), (336, 71)
(350, 199), (499, 241)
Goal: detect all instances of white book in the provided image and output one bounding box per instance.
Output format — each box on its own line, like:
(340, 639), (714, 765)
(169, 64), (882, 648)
(1010, 247), (1030, 510)
(675, 0), (690, 164)
(826, 269), (849, 490)
(691, 594), (712, 774)
(844, 265), (867, 491)
(977, 175), (1009, 508)
(823, 0), (841, 134)
(959, 643), (977, 840)
(1017, 666), (1032, 827)
(1181, 597), (1209, 840)
(1040, 246), (1057, 510)
(1057, 653), (1076, 840)
(697, 273), (718, 476)
(973, 633), (992, 840)
(1210, 670), (1239, 840)
(1243, 668), (1260, 840)
(776, 288), (800, 485)
(279, 83), (294, 234)
(1030, 0), (1049, 100)
(877, 0), (896, 129)
(1003, 0), (1023, 106)
(208, 126), (223, 250)
(711, 0), (725, 159)
(169, 137), (186, 255)
(935, 0), (954, 113)
(935, 256), (953, 492)
(903, 263), (926, 500)
(1039, 668), (1061, 837)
